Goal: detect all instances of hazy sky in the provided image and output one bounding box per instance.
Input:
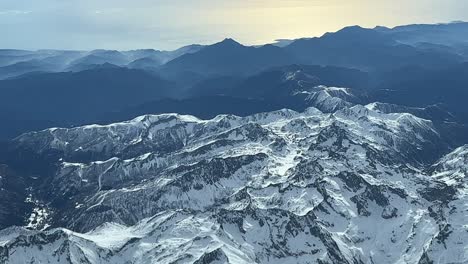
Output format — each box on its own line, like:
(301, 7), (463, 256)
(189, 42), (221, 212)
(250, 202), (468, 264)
(1, 0), (467, 50)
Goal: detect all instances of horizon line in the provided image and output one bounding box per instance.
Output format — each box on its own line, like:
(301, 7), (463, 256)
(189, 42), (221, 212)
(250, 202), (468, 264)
(0, 20), (466, 53)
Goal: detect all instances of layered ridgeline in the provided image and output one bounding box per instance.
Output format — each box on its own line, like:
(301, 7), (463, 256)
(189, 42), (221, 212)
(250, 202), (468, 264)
(2, 22), (468, 140)
(1, 21), (468, 264)
(0, 99), (467, 263)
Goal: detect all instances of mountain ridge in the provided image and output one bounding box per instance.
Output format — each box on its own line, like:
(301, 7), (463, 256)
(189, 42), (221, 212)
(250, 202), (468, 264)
(1, 103), (467, 263)
(1, 21), (468, 264)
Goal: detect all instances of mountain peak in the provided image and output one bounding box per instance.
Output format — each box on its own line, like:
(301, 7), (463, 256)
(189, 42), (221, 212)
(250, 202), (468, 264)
(215, 38), (243, 47)
(320, 25), (394, 45)
(374, 25), (391, 31)
(96, 62), (120, 68)
(335, 25), (377, 35)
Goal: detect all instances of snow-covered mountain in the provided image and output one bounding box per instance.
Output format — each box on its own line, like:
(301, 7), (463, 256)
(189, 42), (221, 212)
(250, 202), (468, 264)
(1, 103), (466, 263)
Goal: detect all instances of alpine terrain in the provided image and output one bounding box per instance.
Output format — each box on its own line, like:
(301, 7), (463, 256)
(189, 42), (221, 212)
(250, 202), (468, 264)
(0, 21), (468, 264)
(1, 92), (467, 263)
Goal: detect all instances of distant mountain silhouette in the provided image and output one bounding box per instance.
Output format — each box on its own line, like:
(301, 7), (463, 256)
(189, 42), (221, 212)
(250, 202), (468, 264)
(285, 26), (463, 71)
(67, 50), (129, 68)
(0, 46), (205, 80)
(128, 57), (164, 70)
(0, 60), (53, 80)
(160, 39), (295, 77)
(127, 45), (205, 73)
(377, 21), (468, 47)
(0, 50), (46, 67)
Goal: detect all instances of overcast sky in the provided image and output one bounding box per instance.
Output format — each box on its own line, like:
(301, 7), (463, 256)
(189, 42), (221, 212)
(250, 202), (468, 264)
(1, 0), (467, 50)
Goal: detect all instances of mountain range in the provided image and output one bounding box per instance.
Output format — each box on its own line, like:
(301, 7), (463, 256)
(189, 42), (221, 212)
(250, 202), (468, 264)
(0, 21), (468, 264)
(1, 102), (467, 263)
(1, 22), (468, 141)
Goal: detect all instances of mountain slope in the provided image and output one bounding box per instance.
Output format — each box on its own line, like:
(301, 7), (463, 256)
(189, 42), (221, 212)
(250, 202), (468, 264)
(1, 21), (468, 264)
(0, 67), (176, 139)
(285, 26), (462, 71)
(160, 39), (295, 77)
(1, 104), (465, 263)
(370, 63), (468, 122)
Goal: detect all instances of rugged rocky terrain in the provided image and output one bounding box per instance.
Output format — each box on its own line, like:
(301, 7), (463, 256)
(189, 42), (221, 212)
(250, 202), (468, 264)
(1, 99), (467, 263)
